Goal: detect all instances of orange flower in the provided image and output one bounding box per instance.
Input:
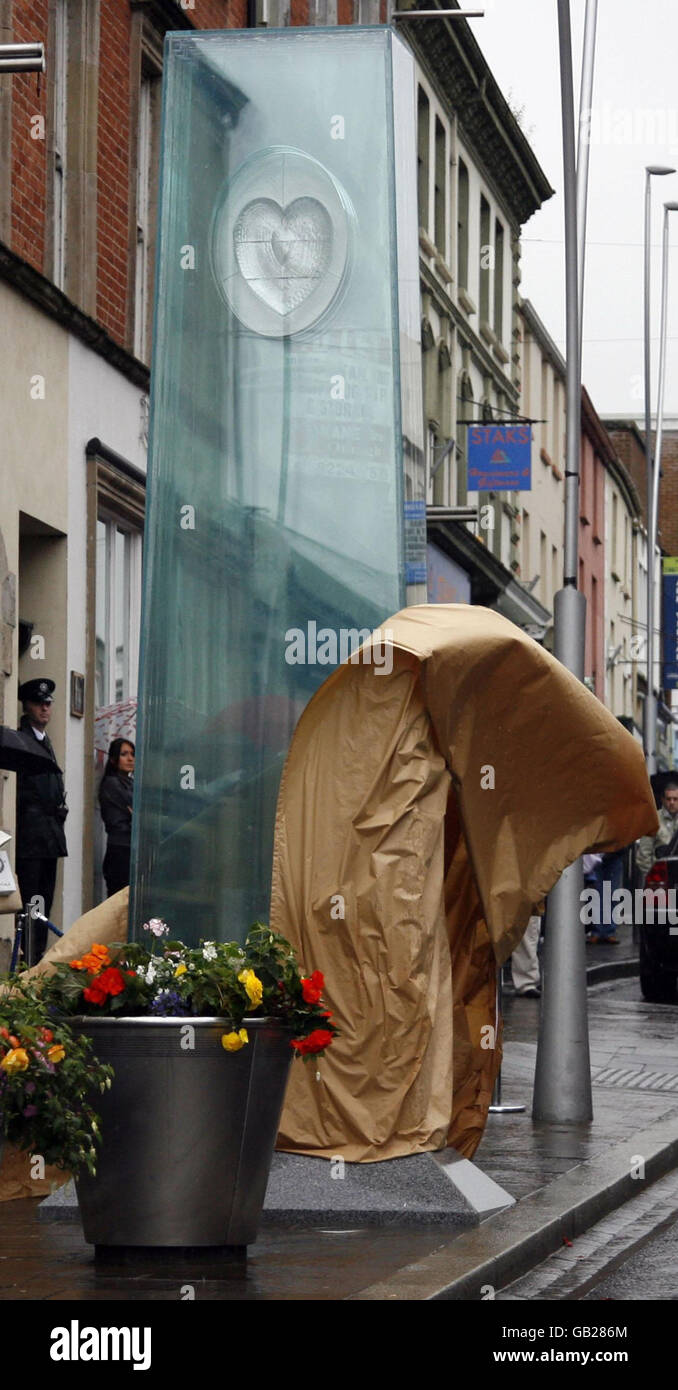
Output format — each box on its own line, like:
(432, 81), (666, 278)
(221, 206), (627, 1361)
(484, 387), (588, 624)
(47, 1043), (66, 1064)
(71, 946), (111, 975)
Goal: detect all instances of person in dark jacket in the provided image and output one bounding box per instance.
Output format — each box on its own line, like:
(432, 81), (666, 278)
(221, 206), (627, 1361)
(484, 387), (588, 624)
(15, 677), (68, 962)
(98, 737), (135, 897)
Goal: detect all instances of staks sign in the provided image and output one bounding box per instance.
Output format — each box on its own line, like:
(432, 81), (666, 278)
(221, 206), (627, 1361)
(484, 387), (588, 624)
(467, 424), (532, 492)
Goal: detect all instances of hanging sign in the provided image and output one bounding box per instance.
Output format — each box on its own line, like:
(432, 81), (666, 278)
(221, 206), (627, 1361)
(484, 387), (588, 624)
(467, 424), (532, 492)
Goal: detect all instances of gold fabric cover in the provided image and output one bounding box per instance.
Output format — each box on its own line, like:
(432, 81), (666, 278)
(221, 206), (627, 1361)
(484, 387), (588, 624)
(272, 605), (658, 1161)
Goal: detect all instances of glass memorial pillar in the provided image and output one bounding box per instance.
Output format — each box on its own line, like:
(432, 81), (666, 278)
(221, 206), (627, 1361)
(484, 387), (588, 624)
(130, 26), (423, 944)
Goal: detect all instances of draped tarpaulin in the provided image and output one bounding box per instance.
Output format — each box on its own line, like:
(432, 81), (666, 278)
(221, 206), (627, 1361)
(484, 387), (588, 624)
(272, 604), (658, 1161)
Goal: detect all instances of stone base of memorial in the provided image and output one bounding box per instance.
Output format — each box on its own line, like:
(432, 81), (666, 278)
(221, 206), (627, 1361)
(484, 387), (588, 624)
(71, 1016), (293, 1250)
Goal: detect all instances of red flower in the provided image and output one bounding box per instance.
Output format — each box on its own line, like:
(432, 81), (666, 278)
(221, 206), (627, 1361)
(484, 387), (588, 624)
(291, 1028), (334, 1056)
(82, 966), (127, 1005)
(83, 982), (107, 1005)
(96, 967), (126, 997)
(301, 970), (325, 1005)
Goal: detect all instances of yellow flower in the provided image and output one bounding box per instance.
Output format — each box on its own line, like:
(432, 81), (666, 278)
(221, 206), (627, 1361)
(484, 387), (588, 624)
(47, 1044), (66, 1064)
(1, 1047), (30, 1074)
(174, 963), (187, 978)
(221, 1029), (249, 1052)
(238, 969), (263, 1009)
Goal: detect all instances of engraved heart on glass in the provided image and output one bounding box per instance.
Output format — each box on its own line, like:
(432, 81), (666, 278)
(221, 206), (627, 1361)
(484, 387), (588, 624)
(233, 197), (333, 316)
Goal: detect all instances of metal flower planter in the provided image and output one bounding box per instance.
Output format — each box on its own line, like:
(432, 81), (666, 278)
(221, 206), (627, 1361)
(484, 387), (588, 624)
(72, 1016), (293, 1249)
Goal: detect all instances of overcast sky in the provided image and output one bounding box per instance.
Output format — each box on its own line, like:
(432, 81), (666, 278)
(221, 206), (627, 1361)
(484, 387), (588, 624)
(470, 0), (678, 420)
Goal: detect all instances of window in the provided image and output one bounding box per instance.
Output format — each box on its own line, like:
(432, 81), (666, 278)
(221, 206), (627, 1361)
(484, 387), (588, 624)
(434, 117), (446, 254)
(479, 195), (491, 323)
(134, 62), (162, 363)
(541, 361), (550, 455)
(500, 508), (511, 568)
(609, 620), (618, 710)
(553, 379), (562, 463)
(52, 0), (68, 289)
(540, 530), (547, 605)
(456, 374), (474, 507)
(552, 543), (558, 606)
(522, 508), (530, 579)
(95, 518), (143, 708)
(493, 219), (504, 340)
(591, 573), (599, 687)
(417, 88), (430, 234)
(457, 160), (469, 289)
(611, 491), (619, 574)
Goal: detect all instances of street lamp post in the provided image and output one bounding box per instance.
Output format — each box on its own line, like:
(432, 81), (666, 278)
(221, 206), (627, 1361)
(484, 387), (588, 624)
(577, 0), (597, 356)
(649, 200), (678, 749)
(644, 168), (676, 774)
(533, 0), (597, 1124)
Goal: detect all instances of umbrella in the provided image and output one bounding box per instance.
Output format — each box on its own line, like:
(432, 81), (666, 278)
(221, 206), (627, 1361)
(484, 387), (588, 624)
(0, 726), (62, 774)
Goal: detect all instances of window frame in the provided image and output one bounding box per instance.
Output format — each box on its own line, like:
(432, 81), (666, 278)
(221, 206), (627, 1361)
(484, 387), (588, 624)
(457, 159), (469, 290)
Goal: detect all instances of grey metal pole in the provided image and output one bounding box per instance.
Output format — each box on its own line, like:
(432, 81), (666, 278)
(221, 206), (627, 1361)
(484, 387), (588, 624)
(649, 202), (678, 736)
(488, 967), (526, 1115)
(643, 168), (675, 773)
(577, 0), (598, 359)
(533, 0), (592, 1124)
(0, 42), (45, 73)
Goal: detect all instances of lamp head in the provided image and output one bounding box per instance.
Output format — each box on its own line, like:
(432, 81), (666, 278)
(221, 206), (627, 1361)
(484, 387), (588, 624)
(665, 201), (678, 212)
(647, 165), (676, 176)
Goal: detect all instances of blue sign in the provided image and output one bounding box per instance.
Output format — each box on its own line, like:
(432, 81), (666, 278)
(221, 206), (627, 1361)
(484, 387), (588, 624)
(662, 560), (678, 689)
(467, 424), (532, 492)
(404, 500), (427, 583)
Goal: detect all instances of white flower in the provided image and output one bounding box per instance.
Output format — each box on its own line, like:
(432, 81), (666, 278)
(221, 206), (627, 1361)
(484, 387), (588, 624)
(202, 943), (217, 961)
(137, 963), (156, 984)
(143, 918), (169, 938)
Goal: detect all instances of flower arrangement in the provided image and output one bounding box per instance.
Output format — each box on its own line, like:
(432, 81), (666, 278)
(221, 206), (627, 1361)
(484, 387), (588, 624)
(0, 979), (113, 1175)
(40, 921), (337, 1059)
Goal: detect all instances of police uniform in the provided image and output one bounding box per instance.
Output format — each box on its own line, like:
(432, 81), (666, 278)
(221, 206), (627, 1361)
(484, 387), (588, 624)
(15, 679), (68, 955)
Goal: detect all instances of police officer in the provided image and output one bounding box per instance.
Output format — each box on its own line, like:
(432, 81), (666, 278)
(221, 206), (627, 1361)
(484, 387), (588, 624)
(15, 678), (68, 962)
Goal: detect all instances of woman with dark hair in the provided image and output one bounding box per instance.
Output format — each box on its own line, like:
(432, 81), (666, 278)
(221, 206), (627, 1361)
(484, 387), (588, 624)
(98, 737), (135, 898)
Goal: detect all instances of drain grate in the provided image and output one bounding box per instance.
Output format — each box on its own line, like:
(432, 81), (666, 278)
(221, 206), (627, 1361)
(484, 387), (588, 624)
(592, 1065), (678, 1092)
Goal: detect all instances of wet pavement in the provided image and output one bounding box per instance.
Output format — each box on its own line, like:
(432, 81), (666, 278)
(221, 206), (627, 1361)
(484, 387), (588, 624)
(0, 1207), (449, 1301)
(2, 935), (677, 1301)
(583, 1211), (678, 1299)
(481, 969), (678, 1203)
